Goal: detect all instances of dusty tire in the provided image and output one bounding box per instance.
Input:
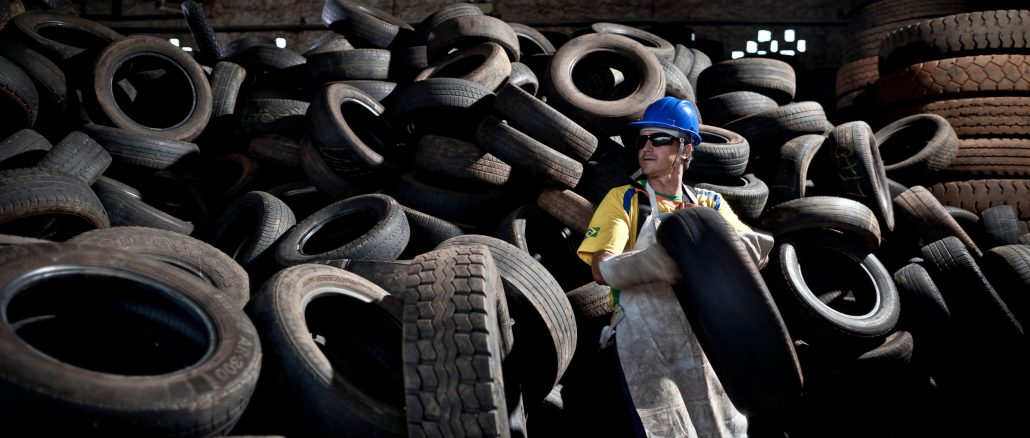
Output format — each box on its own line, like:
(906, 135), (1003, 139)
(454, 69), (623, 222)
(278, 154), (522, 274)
(275, 193), (409, 266)
(68, 226), (250, 308)
(249, 263), (405, 436)
(656, 207), (802, 419)
(91, 36), (212, 142)
(0, 242), (260, 436)
(544, 33), (664, 136)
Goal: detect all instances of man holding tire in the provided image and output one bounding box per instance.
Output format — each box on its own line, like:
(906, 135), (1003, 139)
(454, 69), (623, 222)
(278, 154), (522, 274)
(577, 97), (758, 437)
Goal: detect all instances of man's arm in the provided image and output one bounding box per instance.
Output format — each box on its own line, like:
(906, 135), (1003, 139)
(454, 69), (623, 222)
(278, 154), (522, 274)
(590, 250), (616, 285)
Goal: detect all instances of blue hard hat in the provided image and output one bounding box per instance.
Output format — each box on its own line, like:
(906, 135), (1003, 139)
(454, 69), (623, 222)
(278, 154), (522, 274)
(628, 97), (703, 146)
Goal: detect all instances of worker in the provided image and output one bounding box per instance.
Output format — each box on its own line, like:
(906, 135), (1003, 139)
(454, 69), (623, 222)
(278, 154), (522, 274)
(576, 96), (759, 437)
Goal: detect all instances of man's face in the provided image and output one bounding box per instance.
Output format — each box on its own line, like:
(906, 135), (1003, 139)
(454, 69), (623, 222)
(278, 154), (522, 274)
(637, 127), (690, 178)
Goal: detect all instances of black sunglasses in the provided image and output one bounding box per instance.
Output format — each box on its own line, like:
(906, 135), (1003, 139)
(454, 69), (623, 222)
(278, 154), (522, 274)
(635, 133), (684, 150)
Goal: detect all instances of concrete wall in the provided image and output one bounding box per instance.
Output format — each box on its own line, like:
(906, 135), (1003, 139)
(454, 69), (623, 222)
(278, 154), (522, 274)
(73, 0), (850, 112)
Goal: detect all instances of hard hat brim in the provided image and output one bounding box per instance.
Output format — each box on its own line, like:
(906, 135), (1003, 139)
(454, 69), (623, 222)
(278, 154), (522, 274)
(628, 121), (703, 145)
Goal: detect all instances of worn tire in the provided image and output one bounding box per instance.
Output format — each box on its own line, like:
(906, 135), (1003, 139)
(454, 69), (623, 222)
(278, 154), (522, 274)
(69, 226), (249, 308)
(275, 193), (409, 266)
(0, 242), (260, 436)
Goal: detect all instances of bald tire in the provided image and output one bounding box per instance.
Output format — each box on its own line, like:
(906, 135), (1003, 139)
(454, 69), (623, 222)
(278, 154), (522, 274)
(847, 0), (967, 31)
(768, 134), (825, 207)
(893, 186), (983, 258)
(414, 135), (512, 185)
(656, 207), (802, 419)
(589, 22), (675, 60)
(274, 194), (409, 266)
(91, 176), (194, 235)
(383, 77), (494, 143)
(207, 191), (297, 271)
(304, 35), (354, 56)
(238, 98), (309, 138)
(402, 245), (509, 437)
(249, 264), (405, 436)
(506, 61), (539, 96)
(435, 235), (576, 406)
(981, 244), (1030, 329)
(536, 188), (595, 235)
(0, 168), (109, 241)
(475, 116), (583, 189)
(874, 113), (959, 184)
(759, 196), (882, 251)
(842, 19), (924, 63)
(672, 44), (694, 76)
(766, 233), (901, 351)
(68, 226), (249, 308)
(494, 82), (597, 162)
(822, 121), (895, 232)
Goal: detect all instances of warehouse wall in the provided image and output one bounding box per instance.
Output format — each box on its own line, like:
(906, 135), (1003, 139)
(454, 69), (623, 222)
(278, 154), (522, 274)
(74, 0), (849, 112)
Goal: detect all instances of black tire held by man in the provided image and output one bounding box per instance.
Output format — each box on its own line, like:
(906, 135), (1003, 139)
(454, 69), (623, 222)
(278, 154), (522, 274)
(656, 206), (802, 421)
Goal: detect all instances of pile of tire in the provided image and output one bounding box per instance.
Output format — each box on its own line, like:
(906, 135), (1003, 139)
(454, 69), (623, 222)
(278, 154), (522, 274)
(0, 0), (1027, 437)
(834, 1), (1030, 233)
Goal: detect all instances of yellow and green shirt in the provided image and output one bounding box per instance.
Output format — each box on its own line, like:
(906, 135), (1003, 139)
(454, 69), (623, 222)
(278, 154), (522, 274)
(577, 181), (752, 304)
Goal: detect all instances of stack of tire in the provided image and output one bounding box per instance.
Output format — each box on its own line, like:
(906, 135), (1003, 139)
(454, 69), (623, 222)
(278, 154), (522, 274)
(871, 9), (1030, 234)
(694, 56), (833, 222)
(834, 1), (1030, 234)
(0, 0), (1027, 437)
